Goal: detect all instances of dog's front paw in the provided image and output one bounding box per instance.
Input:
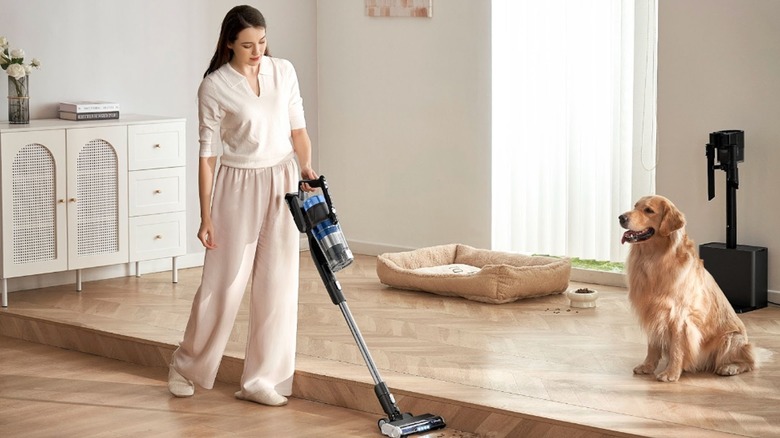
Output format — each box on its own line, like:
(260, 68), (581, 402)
(716, 364), (742, 376)
(633, 363), (656, 375)
(655, 369), (681, 382)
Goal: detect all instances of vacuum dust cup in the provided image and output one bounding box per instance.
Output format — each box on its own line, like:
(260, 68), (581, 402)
(303, 194), (353, 272)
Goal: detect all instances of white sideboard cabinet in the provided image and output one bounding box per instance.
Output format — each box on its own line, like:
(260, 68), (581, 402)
(0, 115), (187, 307)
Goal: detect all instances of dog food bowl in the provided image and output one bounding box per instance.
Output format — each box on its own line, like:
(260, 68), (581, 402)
(566, 288), (599, 308)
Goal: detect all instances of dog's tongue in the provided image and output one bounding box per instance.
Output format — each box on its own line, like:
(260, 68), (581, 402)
(622, 228), (655, 244)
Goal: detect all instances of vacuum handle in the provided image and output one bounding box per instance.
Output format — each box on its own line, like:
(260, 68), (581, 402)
(298, 175), (326, 190)
(298, 176), (340, 225)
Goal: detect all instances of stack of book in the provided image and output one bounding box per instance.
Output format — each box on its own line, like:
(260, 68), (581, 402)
(59, 101), (120, 121)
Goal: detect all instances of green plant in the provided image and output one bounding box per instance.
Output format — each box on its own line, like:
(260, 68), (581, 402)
(568, 257), (624, 273)
(535, 254), (624, 273)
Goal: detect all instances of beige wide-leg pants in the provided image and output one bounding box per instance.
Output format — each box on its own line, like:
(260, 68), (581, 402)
(172, 155), (300, 396)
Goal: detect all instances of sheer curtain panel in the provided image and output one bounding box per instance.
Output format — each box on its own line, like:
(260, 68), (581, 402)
(491, 0), (657, 263)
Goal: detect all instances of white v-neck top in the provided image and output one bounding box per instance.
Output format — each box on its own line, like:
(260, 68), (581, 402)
(197, 56), (306, 168)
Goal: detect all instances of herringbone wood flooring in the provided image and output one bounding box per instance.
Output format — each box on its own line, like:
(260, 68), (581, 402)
(0, 335), (396, 438)
(1, 253), (779, 437)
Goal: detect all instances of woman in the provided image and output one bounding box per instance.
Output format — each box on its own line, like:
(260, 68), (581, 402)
(168, 5), (317, 407)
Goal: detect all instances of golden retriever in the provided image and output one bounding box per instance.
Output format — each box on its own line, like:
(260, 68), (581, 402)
(619, 195), (756, 382)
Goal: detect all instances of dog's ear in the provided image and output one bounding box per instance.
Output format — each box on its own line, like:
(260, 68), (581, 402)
(658, 199), (685, 236)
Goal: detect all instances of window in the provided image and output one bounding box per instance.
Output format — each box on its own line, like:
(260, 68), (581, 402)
(492, 0), (657, 263)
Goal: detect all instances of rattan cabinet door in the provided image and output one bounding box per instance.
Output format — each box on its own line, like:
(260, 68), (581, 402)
(65, 126), (128, 270)
(0, 129), (68, 278)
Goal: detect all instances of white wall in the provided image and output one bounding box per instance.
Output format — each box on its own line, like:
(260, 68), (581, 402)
(4, 0), (778, 296)
(0, 0), (318, 255)
(657, 0), (780, 293)
(0, 0), (317, 289)
(320, 0), (780, 296)
(316, 0), (492, 253)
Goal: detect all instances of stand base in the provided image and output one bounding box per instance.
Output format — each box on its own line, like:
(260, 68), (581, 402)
(699, 243), (768, 313)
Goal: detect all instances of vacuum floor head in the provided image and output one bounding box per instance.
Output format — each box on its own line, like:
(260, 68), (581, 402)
(379, 413), (446, 438)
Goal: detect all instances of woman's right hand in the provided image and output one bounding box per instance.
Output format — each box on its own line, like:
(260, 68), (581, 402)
(198, 219), (217, 249)
(197, 157), (218, 250)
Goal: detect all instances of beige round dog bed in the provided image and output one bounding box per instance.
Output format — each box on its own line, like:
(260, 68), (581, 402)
(376, 244), (571, 304)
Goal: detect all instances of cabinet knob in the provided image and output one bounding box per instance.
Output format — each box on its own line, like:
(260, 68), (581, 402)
(153, 144), (162, 149)
(153, 189), (162, 194)
(57, 199), (65, 204)
(69, 198), (77, 203)
(154, 235), (163, 240)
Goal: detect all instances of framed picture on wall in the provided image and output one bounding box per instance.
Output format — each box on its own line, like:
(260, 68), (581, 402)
(365, 0), (433, 18)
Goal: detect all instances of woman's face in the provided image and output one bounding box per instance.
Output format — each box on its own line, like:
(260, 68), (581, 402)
(228, 26), (266, 67)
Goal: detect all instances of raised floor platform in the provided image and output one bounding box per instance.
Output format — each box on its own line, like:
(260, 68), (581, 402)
(1, 254), (779, 437)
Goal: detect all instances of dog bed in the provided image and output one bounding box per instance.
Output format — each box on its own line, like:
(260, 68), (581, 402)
(376, 244), (571, 304)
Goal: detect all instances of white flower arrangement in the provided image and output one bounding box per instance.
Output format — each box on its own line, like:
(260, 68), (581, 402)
(2, 36), (41, 122)
(1, 36), (42, 95)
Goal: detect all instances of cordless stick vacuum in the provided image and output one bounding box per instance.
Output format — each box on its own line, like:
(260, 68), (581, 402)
(285, 176), (446, 438)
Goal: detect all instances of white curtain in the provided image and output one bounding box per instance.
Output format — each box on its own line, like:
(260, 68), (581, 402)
(492, 0), (657, 263)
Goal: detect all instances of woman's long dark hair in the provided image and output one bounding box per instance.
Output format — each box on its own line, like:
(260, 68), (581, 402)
(204, 5), (269, 78)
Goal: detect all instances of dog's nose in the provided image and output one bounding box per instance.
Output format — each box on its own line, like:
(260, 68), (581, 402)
(619, 214), (628, 226)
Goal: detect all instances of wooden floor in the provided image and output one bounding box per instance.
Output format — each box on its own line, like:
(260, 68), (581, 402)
(1, 253), (779, 437)
(0, 335), (398, 437)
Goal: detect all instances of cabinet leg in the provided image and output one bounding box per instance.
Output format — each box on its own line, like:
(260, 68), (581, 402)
(76, 270), (82, 292)
(136, 261), (141, 278)
(2, 278), (7, 308)
(172, 257), (179, 283)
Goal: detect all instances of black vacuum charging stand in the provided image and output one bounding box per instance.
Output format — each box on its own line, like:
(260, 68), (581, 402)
(700, 130), (767, 313)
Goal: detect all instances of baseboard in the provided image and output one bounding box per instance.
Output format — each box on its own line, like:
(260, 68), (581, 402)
(4, 253), (206, 294)
(3, 239), (410, 296)
(8, 243), (776, 305)
(347, 240), (417, 256)
(571, 269), (780, 305)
